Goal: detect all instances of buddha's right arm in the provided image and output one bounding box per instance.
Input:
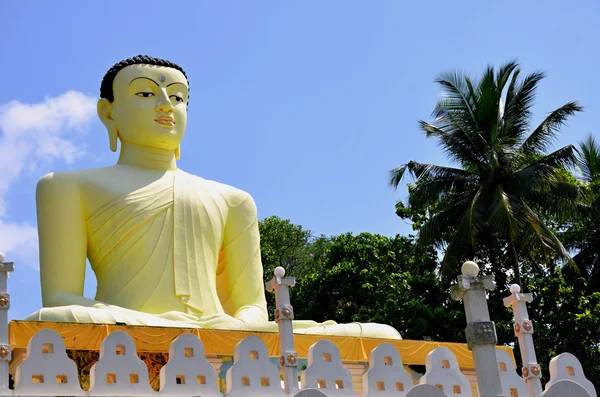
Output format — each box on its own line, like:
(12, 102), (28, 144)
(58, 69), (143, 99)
(36, 173), (99, 308)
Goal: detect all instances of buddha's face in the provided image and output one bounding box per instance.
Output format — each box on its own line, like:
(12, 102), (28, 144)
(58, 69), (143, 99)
(100, 64), (189, 152)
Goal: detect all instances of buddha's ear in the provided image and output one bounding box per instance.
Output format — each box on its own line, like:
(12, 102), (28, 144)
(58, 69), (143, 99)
(97, 98), (118, 152)
(174, 145), (181, 159)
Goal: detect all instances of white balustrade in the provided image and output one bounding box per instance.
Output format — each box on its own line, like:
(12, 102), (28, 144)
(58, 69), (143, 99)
(294, 389), (330, 397)
(13, 329), (82, 395)
(301, 340), (356, 397)
(542, 380), (592, 397)
(545, 353), (595, 397)
(405, 384), (447, 397)
(225, 335), (285, 397)
(88, 330), (153, 396)
(158, 333), (220, 397)
(496, 348), (527, 397)
(418, 347), (470, 397)
(0, 256), (597, 397)
(362, 343), (413, 397)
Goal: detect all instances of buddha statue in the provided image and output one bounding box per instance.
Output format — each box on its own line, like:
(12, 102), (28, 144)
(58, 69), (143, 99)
(26, 55), (400, 339)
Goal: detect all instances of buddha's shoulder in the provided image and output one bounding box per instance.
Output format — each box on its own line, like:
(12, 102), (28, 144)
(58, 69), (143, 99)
(180, 171), (255, 208)
(36, 167), (116, 193)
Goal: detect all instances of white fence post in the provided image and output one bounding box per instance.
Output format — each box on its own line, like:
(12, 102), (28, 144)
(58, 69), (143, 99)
(362, 342), (413, 397)
(225, 335), (285, 397)
(541, 380), (592, 397)
(502, 284), (543, 397)
(545, 353), (595, 397)
(450, 261), (504, 397)
(301, 340), (356, 397)
(158, 333), (221, 397)
(419, 346), (471, 397)
(14, 329), (82, 395)
(495, 349), (527, 397)
(88, 330), (153, 396)
(0, 253), (13, 392)
(266, 266), (299, 395)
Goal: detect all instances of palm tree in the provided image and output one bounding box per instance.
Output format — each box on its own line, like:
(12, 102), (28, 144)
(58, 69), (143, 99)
(563, 134), (600, 291)
(390, 61), (582, 285)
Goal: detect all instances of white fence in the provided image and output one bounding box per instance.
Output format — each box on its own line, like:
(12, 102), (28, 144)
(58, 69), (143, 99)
(0, 260), (596, 397)
(1, 326), (596, 397)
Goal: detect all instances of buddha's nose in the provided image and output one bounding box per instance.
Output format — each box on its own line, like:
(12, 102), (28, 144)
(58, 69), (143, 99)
(156, 92), (173, 113)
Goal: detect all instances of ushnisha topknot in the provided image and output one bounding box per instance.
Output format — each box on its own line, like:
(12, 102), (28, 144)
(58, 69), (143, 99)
(100, 55), (189, 102)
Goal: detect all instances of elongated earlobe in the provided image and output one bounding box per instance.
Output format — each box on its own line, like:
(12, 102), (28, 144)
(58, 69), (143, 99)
(97, 98), (118, 152)
(109, 128), (118, 152)
(174, 145), (181, 159)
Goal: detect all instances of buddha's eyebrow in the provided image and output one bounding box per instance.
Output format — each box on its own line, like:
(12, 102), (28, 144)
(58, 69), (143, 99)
(129, 77), (159, 86)
(167, 82), (187, 88)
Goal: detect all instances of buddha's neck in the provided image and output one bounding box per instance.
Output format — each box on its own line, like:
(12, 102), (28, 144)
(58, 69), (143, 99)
(117, 143), (177, 171)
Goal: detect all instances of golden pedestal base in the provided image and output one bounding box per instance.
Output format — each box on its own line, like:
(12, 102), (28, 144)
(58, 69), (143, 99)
(8, 321), (512, 393)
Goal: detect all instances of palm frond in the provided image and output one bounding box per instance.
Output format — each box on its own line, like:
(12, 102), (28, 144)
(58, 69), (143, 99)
(475, 65), (501, 140)
(416, 195), (472, 250)
(495, 60), (520, 93)
(419, 120), (482, 164)
(524, 186), (585, 222)
(501, 71), (545, 143)
(488, 186), (517, 240)
(467, 186), (486, 247)
(519, 102), (583, 156)
(518, 200), (576, 269)
(433, 71), (479, 132)
(389, 164), (410, 188)
(503, 67), (521, 110)
(513, 145), (578, 191)
(389, 161), (476, 189)
(440, 209), (475, 278)
(578, 134), (600, 182)
(410, 173), (479, 211)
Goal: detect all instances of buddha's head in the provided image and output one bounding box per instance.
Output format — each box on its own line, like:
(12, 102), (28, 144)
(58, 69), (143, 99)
(97, 55), (189, 159)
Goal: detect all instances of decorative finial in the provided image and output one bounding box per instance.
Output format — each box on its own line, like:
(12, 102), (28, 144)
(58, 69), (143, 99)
(509, 284), (521, 294)
(461, 261), (480, 277)
(274, 266), (285, 278)
(0, 252), (4, 264)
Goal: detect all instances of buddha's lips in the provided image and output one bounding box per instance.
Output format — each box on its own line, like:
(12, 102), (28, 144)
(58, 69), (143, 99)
(155, 116), (175, 125)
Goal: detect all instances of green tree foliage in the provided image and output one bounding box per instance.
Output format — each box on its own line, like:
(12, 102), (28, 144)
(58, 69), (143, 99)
(258, 216), (600, 388)
(259, 215), (313, 279)
(562, 135), (600, 291)
(389, 61), (583, 284)
(258, 216), (313, 319)
(289, 231), (466, 341)
(525, 271), (600, 386)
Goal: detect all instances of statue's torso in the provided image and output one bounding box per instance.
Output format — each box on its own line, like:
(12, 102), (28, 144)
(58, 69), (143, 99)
(69, 165), (231, 315)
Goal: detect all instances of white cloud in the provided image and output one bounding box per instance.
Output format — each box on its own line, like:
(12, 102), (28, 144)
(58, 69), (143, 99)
(0, 91), (97, 268)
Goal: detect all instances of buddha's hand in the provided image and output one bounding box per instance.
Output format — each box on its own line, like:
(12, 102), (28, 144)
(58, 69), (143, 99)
(197, 314), (244, 329)
(156, 311), (201, 323)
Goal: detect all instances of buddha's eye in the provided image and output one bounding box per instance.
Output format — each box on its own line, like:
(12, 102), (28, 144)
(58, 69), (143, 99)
(135, 92), (154, 98)
(170, 95), (184, 103)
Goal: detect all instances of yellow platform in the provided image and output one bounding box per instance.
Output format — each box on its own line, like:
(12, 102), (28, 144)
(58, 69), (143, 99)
(8, 321), (514, 367)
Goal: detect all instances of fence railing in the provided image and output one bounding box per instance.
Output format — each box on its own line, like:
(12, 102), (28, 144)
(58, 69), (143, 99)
(0, 257), (595, 397)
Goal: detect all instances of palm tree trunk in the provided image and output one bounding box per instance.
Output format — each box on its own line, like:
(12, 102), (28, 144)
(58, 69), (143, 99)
(507, 237), (522, 286)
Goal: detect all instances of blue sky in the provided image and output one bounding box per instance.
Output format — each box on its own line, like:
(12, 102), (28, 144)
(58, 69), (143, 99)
(1, 1), (598, 319)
